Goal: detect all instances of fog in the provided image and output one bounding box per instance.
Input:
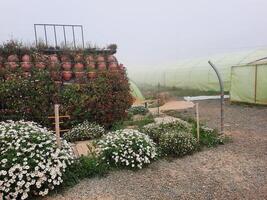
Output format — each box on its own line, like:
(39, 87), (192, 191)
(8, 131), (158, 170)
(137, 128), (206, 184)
(1, 0), (267, 68)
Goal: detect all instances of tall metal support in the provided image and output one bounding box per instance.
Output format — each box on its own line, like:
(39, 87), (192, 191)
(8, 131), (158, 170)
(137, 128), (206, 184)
(208, 61), (224, 135)
(53, 25), (58, 47)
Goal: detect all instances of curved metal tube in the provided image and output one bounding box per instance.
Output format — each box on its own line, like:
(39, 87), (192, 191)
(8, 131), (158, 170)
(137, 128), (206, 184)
(208, 61), (224, 135)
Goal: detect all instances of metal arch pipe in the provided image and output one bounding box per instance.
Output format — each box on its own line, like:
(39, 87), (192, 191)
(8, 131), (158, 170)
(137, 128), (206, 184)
(208, 61), (224, 135)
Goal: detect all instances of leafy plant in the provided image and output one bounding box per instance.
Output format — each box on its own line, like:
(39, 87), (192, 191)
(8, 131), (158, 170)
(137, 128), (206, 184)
(96, 129), (157, 169)
(64, 121), (105, 142)
(128, 105), (149, 115)
(61, 155), (109, 188)
(0, 120), (74, 199)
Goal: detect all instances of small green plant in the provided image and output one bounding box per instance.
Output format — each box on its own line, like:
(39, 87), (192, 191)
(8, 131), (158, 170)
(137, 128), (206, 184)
(128, 105), (149, 115)
(61, 155), (109, 188)
(64, 121), (105, 142)
(96, 129), (158, 169)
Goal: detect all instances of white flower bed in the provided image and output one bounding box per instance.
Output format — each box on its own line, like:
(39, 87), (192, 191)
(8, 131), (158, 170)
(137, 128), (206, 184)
(64, 121), (105, 142)
(0, 120), (74, 199)
(97, 129), (157, 169)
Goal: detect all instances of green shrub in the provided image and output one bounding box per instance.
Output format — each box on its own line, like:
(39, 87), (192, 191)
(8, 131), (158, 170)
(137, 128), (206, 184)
(128, 105), (149, 115)
(0, 120), (74, 199)
(140, 120), (197, 157)
(0, 69), (133, 129)
(192, 125), (225, 147)
(140, 120), (192, 144)
(159, 131), (197, 157)
(61, 155), (109, 188)
(96, 129), (157, 169)
(64, 121), (105, 142)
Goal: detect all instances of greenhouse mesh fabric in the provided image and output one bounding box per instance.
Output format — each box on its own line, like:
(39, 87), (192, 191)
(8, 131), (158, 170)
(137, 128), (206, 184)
(130, 80), (145, 101)
(128, 48), (267, 92)
(230, 63), (267, 105)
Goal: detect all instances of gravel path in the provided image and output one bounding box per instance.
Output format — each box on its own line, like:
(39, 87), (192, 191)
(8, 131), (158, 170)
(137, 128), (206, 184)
(45, 100), (267, 200)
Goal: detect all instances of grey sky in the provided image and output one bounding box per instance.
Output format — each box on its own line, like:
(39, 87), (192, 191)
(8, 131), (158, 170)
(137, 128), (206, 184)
(1, 0), (267, 68)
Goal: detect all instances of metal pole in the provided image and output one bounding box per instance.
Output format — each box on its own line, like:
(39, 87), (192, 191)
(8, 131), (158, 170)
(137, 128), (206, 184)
(157, 82), (160, 116)
(63, 26), (67, 46)
(44, 25), (48, 46)
(34, 24), (38, 47)
(53, 25), (58, 47)
(208, 61), (224, 135)
(72, 26), (76, 49)
(81, 26), (85, 48)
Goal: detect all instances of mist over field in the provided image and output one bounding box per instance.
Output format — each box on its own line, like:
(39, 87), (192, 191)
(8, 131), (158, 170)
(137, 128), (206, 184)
(1, 0), (267, 69)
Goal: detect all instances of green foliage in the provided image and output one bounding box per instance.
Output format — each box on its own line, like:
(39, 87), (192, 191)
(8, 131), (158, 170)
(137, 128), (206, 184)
(61, 155), (109, 188)
(96, 129), (158, 169)
(111, 114), (154, 130)
(0, 70), (57, 127)
(128, 105), (149, 115)
(64, 121), (105, 142)
(0, 69), (133, 129)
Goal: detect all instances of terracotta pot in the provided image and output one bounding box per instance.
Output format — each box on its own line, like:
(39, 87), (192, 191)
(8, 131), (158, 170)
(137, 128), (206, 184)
(23, 72), (31, 78)
(87, 71), (97, 79)
(86, 62), (96, 69)
(108, 62), (118, 70)
(74, 54), (83, 62)
(35, 62), (46, 69)
(50, 71), (61, 81)
(98, 62), (106, 71)
(74, 63), (84, 71)
(21, 62), (32, 71)
(62, 62), (72, 71)
(50, 54), (58, 62)
(61, 55), (70, 62)
(5, 62), (18, 70)
(62, 71), (73, 81)
(75, 71), (85, 79)
(48, 62), (59, 70)
(8, 55), (19, 62)
(85, 55), (94, 64)
(97, 55), (105, 62)
(22, 54), (31, 62)
(107, 55), (116, 62)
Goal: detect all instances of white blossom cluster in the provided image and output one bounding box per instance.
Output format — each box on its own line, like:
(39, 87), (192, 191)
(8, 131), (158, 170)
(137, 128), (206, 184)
(0, 120), (74, 199)
(96, 129), (157, 169)
(64, 121), (105, 142)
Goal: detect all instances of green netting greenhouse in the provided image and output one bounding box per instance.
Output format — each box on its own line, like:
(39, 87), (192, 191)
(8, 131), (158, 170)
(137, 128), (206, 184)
(130, 80), (145, 101)
(128, 48), (267, 92)
(230, 59), (267, 105)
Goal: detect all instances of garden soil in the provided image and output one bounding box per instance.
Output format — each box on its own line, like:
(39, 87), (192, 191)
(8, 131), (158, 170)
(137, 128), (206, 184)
(45, 99), (267, 200)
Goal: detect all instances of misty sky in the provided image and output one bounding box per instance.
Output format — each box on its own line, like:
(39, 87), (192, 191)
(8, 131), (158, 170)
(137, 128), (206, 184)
(1, 0), (267, 68)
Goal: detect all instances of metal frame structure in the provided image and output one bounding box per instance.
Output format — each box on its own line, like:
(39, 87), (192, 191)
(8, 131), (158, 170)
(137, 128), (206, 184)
(34, 24), (85, 49)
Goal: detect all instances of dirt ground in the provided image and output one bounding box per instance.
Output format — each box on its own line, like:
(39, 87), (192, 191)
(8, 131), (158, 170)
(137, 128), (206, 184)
(46, 99), (267, 200)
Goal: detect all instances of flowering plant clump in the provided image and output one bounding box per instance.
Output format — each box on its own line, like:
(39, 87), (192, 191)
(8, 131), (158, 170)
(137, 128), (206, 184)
(140, 120), (192, 144)
(159, 131), (197, 157)
(140, 120), (197, 157)
(96, 129), (157, 169)
(0, 120), (74, 199)
(64, 121), (105, 142)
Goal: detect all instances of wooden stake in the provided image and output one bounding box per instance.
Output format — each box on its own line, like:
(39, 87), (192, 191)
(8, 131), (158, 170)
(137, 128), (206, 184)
(196, 103), (200, 142)
(54, 104), (61, 148)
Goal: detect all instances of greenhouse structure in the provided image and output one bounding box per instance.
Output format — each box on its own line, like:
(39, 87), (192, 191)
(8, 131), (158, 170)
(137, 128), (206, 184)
(230, 59), (267, 105)
(128, 48), (267, 93)
(130, 80), (145, 101)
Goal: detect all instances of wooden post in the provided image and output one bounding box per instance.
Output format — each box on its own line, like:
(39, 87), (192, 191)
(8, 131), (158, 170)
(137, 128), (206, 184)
(54, 104), (61, 148)
(157, 82), (160, 116)
(196, 103), (200, 142)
